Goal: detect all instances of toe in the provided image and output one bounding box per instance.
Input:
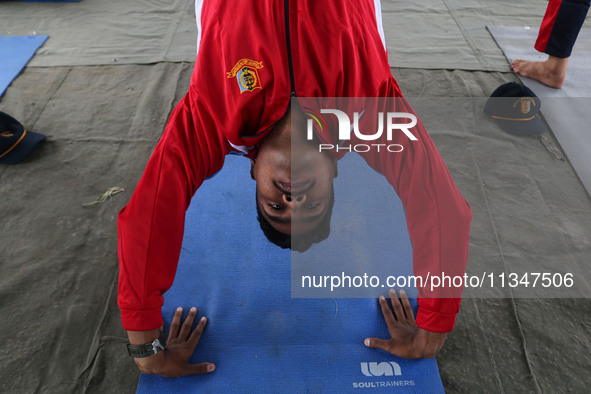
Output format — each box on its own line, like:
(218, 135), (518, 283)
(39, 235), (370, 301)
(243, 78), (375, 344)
(511, 60), (520, 71)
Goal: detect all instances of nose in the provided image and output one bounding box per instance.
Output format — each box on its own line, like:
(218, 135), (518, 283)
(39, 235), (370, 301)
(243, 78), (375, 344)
(282, 193), (306, 206)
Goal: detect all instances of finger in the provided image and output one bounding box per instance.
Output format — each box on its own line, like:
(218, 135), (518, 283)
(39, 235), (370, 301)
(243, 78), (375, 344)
(378, 295), (396, 332)
(179, 307), (197, 340)
(364, 338), (392, 352)
(188, 316), (207, 348)
(389, 289), (405, 322)
(183, 362), (216, 375)
(399, 290), (415, 322)
(169, 307), (183, 339)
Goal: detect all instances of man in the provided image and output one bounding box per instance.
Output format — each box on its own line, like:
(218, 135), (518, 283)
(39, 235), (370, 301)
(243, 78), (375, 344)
(512, 0), (590, 88)
(118, 0), (471, 377)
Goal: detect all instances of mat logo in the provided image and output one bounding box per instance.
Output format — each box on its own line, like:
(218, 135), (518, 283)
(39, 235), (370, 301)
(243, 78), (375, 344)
(360, 361), (402, 377)
(305, 109), (418, 141)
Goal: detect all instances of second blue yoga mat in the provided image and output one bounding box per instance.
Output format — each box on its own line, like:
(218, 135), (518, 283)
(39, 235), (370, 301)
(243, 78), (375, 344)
(0, 35), (48, 97)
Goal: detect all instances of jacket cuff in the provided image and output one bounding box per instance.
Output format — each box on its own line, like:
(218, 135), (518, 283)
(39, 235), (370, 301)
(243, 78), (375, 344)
(120, 307), (163, 331)
(415, 307), (457, 333)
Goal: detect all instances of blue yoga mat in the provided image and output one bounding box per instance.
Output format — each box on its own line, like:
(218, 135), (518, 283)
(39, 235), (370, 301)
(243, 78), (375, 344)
(0, 35), (48, 98)
(136, 153), (444, 393)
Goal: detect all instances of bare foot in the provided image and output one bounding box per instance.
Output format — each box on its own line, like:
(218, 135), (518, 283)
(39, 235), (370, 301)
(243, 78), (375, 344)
(511, 56), (568, 89)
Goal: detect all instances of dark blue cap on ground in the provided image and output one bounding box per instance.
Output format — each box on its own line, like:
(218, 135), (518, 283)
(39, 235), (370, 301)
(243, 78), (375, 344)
(483, 82), (547, 136)
(0, 111), (46, 164)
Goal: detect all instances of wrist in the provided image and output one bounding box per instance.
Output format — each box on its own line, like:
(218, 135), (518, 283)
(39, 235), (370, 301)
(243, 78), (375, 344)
(133, 349), (167, 374)
(127, 328), (162, 346)
(414, 328), (447, 358)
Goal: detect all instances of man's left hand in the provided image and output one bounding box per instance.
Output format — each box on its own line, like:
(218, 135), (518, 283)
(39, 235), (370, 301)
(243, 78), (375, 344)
(364, 289), (447, 359)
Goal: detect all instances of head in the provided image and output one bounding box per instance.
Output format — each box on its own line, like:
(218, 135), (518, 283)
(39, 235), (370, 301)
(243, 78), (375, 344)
(251, 106), (338, 252)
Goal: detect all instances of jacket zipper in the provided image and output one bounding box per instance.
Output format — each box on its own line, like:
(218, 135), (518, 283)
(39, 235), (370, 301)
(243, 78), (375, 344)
(246, 0), (296, 142)
(284, 0), (296, 97)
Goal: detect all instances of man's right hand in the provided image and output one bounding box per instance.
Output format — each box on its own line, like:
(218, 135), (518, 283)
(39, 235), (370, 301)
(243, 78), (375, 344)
(128, 307), (215, 378)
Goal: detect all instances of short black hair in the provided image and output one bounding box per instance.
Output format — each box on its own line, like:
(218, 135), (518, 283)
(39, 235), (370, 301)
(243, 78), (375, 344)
(256, 189), (335, 252)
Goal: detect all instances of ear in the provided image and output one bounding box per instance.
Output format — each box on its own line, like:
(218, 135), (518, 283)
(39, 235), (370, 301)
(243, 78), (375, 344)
(250, 158), (256, 180)
(332, 157), (338, 179)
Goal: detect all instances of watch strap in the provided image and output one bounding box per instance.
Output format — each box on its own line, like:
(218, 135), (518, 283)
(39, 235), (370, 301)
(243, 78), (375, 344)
(127, 332), (167, 358)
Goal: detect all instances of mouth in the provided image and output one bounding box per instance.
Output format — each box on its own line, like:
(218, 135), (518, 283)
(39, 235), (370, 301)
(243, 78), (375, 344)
(275, 180), (314, 194)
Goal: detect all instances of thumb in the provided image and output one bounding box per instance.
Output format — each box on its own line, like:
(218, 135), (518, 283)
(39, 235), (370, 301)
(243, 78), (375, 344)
(364, 338), (391, 351)
(183, 362), (216, 376)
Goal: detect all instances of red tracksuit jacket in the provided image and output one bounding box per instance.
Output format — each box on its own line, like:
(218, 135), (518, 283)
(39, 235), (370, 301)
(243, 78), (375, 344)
(117, 0), (472, 333)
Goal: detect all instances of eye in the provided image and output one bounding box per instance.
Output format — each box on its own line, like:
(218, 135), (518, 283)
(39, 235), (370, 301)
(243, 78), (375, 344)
(269, 204), (283, 210)
(306, 203), (320, 209)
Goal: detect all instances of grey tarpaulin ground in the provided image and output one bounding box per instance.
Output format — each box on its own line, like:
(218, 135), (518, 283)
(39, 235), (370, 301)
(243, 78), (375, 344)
(0, 0), (198, 67)
(1, 0), (590, 393)
(0, 0), (552, 70)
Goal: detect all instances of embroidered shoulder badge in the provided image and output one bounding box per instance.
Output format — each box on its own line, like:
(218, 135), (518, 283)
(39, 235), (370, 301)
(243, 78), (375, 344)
(227, 59), (263, 93)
